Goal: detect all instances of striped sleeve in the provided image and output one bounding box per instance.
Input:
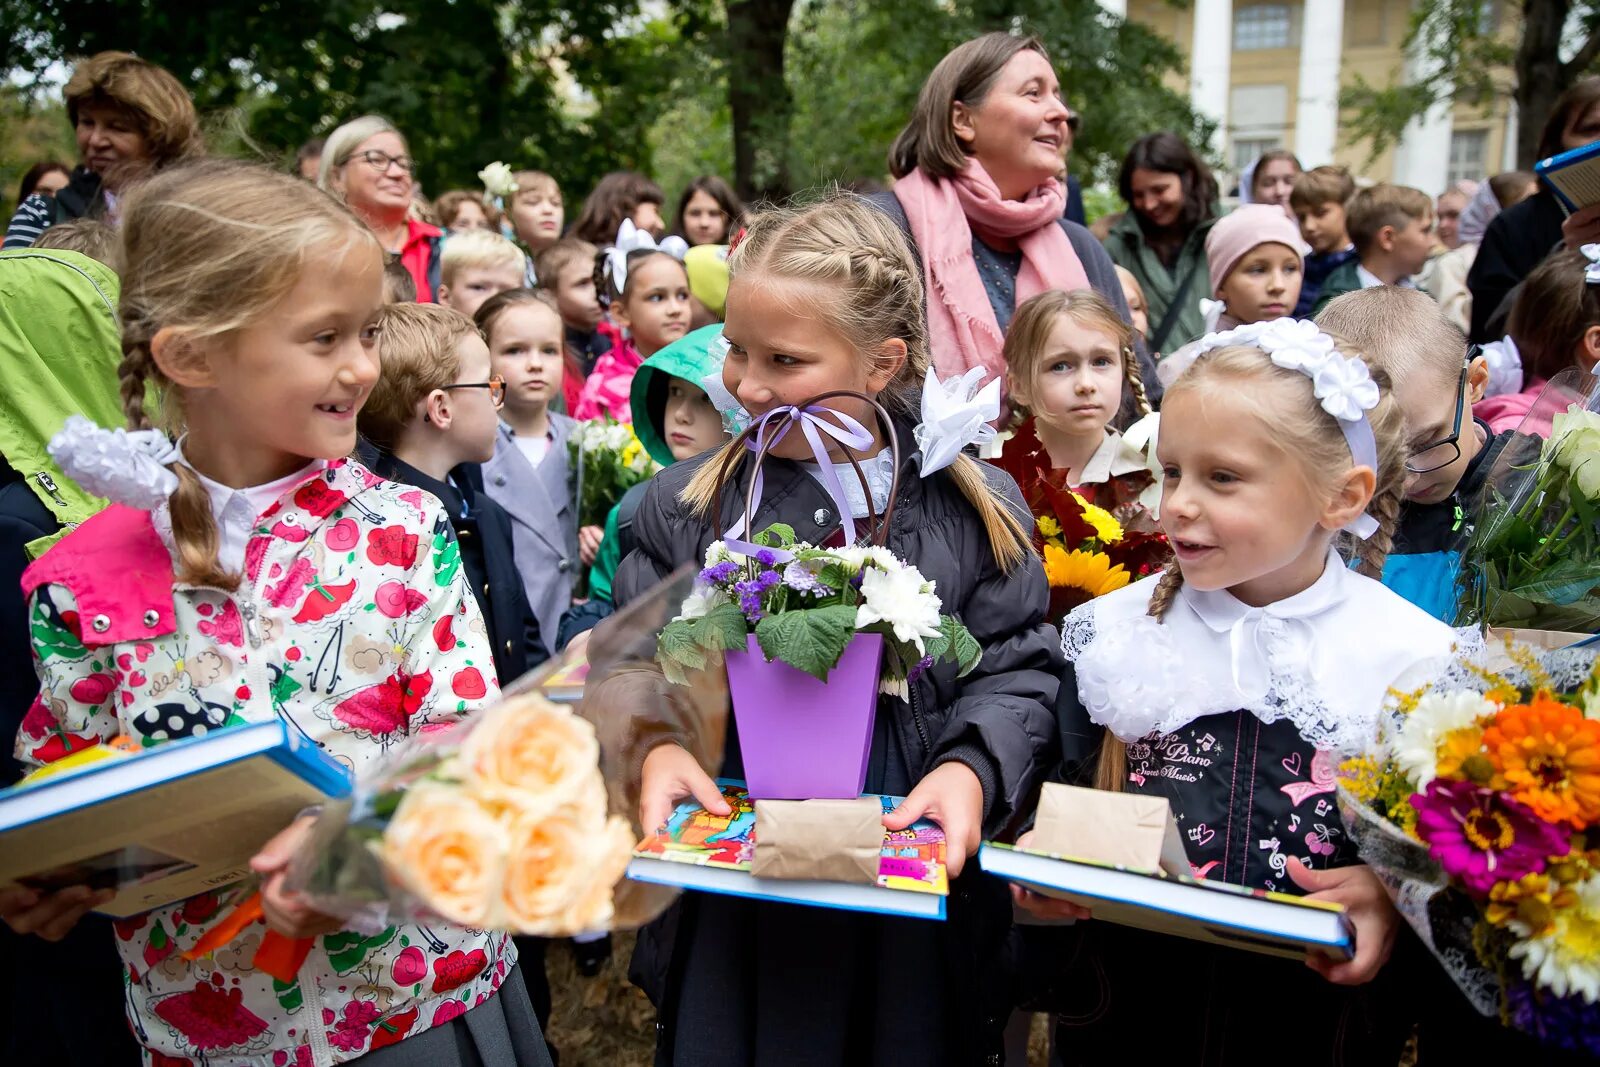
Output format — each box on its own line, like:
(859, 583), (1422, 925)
(3, 195), (53, 250)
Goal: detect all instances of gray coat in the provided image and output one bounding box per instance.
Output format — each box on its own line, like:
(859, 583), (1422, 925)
(482, 414), (579, 652)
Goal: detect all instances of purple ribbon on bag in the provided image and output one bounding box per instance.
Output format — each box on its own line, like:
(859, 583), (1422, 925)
(723, 404), (876, 559)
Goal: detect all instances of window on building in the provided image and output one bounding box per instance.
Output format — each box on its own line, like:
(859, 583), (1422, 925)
(1234, 4), (1294, 50)
(1448, 129), (1489, 186)
(1345, 0), (1390, 47)
(1232, 138), (1281, 178)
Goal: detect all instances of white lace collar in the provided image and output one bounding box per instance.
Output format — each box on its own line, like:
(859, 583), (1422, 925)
(1061, 548), (1462, 753)
(799, 447), (894, 520)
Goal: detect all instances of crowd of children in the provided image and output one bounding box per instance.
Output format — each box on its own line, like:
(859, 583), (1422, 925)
(1, 46), (1598, 1067)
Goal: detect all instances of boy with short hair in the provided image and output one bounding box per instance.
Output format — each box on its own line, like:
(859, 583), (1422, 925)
(1311, 183), (1436, 314)
(1316, 286), (1520, 620)
(1289, 165), (1357, 316)
(534, 237), (610, 375)
(436, 228), (526, 319)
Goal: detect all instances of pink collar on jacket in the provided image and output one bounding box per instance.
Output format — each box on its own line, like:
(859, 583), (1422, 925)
(22, 505), (176, 647)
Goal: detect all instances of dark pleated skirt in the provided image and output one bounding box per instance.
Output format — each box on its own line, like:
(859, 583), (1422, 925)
(354, 965), (553, 1067)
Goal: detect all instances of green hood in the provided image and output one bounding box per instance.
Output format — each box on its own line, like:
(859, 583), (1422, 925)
(629, 324), (727, 468)
(0, 248), (125, 557)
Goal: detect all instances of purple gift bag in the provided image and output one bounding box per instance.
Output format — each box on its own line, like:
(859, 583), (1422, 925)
(725, 632), (884, 799)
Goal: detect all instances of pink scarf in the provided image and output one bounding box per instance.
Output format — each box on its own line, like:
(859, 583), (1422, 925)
(893, 160), (1091, 384)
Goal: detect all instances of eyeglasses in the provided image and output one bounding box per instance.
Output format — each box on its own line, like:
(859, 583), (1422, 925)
(353, 149), (413, 176)
(445, 375), (505, 407)
(1404, 352), (1473, 474)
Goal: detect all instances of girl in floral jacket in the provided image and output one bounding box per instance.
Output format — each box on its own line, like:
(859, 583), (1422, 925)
(1, 160), (549, 1067)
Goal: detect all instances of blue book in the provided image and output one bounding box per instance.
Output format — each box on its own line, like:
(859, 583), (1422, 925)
(1537, 138), (1600, 213)
(0, 720), (352, 916)
(627, 781), (948, 920)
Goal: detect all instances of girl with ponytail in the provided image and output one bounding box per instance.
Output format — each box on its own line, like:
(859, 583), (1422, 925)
(5, 159), (550, 1067)
(1010, 318), (1460, 1064)
(615, 192), (1061, 1064)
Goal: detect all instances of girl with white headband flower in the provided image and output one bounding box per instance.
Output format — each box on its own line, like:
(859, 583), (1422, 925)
(1011, 317), (1461, 1065)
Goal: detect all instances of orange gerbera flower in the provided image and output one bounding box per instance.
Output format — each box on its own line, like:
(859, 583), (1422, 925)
(1483, 696), (1600, 829)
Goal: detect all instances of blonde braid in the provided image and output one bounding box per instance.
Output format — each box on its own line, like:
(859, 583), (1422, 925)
(1093, 565), (1184, 793)
(1355, 483), (1402, 579)
(1123, 344), (1152, 417)
(118, 338), (155, 431)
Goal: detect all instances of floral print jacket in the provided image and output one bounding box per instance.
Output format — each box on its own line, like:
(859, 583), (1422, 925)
(17, 458), (515, 1067)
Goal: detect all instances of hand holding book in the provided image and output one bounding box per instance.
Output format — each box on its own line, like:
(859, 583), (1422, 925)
(0, 883), (115, 942)
(1283, 857), (1399, 986)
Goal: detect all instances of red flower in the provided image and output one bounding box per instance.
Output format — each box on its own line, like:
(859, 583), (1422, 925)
(366, 525), (419, 568)
(181, 892), (223, 925)
(374, 580), (428, 619)
(367, 1007), (418, 1050)
(294, 480), (348, 518)
(153, 981), (269, 1051)
(431, 948), (488, 993)
(451, 666), (487, 700)
(433, 613), (457, 652)
(331, 670), (433, 737)
(18, 696), (56, 738)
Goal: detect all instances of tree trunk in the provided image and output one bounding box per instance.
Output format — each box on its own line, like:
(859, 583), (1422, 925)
(1515, 0), (1571, 166)
(726, 0), (796, 203)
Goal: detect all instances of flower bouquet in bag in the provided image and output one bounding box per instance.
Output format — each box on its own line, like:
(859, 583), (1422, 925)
(1337, 634), (1600, 1053)
(275, 568), (721, 939)
(1456, 368), (1600, 634)
(570, 417), (661, 530)
(655, 391), (981, 800)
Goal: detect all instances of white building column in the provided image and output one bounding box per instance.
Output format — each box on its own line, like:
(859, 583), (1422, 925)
(1294, 0), (1345, 167)
(1190, 0), (1233, 159)
(1389, 31), (1454, 193)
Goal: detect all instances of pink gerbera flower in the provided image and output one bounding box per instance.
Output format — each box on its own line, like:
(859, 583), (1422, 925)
(1412, 779), (1570, 897)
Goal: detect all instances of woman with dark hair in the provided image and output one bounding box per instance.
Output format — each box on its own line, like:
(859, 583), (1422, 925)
(3, 52), (203, 249)
(675, 175), (744, 246)
(1467, 76), (1600, 342)
(877, 31), (1157, 407)
(572, 171), (666, 245)
(15, 161), (70, 207)
(1102, 131), (1222, 353)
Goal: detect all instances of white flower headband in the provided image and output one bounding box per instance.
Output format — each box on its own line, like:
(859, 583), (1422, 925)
(1178, 317), (1381, 539)
(1581, 243), (1600, 285)
(604, 219), (688, 295)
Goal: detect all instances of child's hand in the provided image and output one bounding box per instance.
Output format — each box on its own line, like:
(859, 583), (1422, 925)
(883, 762), (984, 878)
(1286, 857), (1397, 985)
(251, 815), (346, 941)
(1007, 830), (1093, 921)
(579, 525), (604, 566)
(640, 743), (730, 834)
(0, 884), (115, 941)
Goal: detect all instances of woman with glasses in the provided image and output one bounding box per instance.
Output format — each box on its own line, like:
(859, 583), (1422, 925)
(319, 115), (443, 301)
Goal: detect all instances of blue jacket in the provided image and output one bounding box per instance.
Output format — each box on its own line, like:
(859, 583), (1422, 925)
(1383, 419), (1516, 620)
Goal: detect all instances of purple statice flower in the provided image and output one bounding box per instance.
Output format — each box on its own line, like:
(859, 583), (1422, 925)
(782, 560), (826, 596)
(1411, 780), (1569, 898)
(734, 569), (782, 620)
(1506, 978), (1600, 1056)
(907, 654), (936, 685)
(699, 560), (740, 586)
(756, 548), (779, 566)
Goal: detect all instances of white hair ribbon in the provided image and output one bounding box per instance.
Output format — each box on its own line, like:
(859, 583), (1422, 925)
(1479, 335), (1524, 399)
(1582, 243), (1600, 285)
(914, 367), (999, 476)
(605, 219), (689, 294)
(49, 415), (181, 512)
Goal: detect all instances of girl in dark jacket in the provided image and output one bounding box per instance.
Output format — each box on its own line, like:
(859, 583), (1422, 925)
(1011, 320), (1459, 1065)
(609, 194), (1062, 1066)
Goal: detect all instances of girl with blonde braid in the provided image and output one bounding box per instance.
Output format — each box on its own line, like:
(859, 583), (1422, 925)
(1012, 319), (1458, 1065)
(615, 194), (1061, 1065)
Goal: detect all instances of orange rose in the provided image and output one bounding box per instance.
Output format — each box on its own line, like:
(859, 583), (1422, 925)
(500, 808), (635, 935)
(382, 783), (508, 927)
(461, 694), (602, 820)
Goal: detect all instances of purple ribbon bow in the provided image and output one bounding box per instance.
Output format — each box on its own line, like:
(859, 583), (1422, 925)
(723, 404), (876, 559)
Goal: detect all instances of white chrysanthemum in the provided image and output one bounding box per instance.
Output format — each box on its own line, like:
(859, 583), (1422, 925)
(856, 564), (942, 655)
(830, 545), (900, 573)
(477, 161), (518, 197)
(674, 585), (730, 622)
(704, 540), (746, 566)
(1509, 874), (1600, 1005)
(1392, 691), (1497, 788)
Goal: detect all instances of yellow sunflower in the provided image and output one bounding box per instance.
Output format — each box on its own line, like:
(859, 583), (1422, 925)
(1070, 491), (1124, 544)
(1043, 544), (1130, 599)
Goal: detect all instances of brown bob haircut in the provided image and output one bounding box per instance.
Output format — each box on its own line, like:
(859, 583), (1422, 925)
(1117, 132), (1219, 232)
(1536, 77), (1600, 162)
(889, 32), (1051, 180)
(65, 51), (203, 168)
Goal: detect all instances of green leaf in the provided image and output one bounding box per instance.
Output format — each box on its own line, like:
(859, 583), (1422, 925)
(323, 926), (398, 975)
(693, 602), (749, 653)
(752, 523), (796, 549)
(657, 621), (708, 673)
(930, 616), (982, 676)
(1511, 559), (1600, 606)
(753, 604), (858, 682)
(273, 977), (302, 1013)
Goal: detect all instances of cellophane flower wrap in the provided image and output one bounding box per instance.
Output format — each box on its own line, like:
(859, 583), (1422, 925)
(656, 523), (981, 698)
(1456, 369), (1600, 633)
(569, 417), (661, 529)
(1338, 633), (1600, 1053)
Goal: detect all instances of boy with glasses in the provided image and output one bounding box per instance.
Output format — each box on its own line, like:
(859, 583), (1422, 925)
(1318, 287), (1520, 619)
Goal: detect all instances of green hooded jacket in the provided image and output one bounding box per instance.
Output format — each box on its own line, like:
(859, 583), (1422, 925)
(589, 325), (727, 603)
(0, 248), (125, 557)
(1103, 208), (1221, 354)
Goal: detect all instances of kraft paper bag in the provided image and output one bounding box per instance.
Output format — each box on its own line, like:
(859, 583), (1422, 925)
(750, 798), (882, 884)
(1031, 782), (1190, 875)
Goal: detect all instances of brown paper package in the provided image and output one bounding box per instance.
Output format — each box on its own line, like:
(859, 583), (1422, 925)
(750, 798), (883, 883)
(1031, 782), (1191, 875)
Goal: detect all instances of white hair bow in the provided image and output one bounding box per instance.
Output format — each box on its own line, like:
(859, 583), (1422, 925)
(1583, 244), (1600, 285)
(49, 415), (181, 511)
(914, 367), (1000, 475)
(605, 219), (688, 294)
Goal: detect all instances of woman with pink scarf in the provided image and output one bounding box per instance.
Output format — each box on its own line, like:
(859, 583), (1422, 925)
(873, 32), (1158, 410)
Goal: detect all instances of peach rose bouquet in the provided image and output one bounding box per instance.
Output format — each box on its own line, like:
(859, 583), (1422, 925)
(288, 691), (635, 935)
